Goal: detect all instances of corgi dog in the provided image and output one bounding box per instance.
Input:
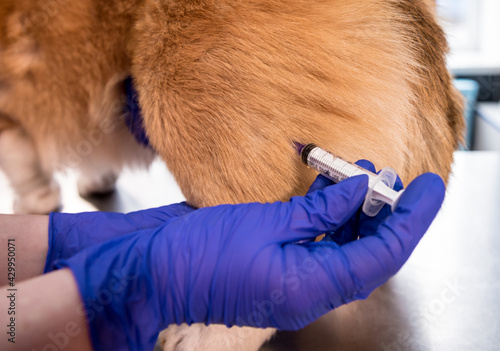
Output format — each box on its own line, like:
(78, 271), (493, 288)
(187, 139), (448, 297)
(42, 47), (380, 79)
(0, 0), (463, 349)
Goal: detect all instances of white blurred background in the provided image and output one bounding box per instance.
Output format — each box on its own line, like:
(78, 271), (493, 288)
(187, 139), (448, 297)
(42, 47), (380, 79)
(437, 0), (500, 151)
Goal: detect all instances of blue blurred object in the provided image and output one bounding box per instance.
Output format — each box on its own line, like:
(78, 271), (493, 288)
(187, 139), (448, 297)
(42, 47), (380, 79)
(454, 79), (480, 150)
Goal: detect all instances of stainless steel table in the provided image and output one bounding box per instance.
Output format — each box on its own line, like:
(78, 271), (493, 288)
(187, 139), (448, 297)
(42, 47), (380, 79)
(1, 151), (498, 350)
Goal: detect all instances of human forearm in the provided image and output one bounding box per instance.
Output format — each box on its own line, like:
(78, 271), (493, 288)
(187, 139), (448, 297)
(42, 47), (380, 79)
(1, 269), (92, 351)
(0, 214), (49, 285)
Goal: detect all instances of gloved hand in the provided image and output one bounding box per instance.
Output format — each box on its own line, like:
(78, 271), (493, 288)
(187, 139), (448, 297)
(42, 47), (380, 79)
(44, 202), (195, 273)
(51, 172), (445, 351)
(310, 159), (405, 246)
(44, 170), (343, 272)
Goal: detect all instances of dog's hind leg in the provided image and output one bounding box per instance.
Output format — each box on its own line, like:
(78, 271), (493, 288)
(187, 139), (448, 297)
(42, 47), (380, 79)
(0, 122), (60, 214)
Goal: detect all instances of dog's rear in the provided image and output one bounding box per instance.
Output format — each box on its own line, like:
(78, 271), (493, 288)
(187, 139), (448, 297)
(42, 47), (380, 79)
(0, 0), (463, 350)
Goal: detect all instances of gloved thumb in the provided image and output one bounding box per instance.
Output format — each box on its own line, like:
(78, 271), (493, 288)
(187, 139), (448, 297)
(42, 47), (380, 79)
(278, 175), (369, 242)
(305, 160), (376, 196)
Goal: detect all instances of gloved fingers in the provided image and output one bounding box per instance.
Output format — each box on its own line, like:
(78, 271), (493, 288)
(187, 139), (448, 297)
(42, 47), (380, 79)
(306, 175), (334, 195)
(321, 225), (359, 246)
(281, 173), (444, 328)
(333, 173), (445, 297)
(304, 159), (395, 245)
(388, 171), (404, 192)
(352, 159), (404, 239)
(304, 159), (387, 196)
(320, 160), (374, 244)
(280, 175), (368, 242)
(356, 170), (403, 239)
(355, 159), (404, 191)
(354, 159), (376, 173)
(306, 160), (374, 196)
(394, 176), (404, 192)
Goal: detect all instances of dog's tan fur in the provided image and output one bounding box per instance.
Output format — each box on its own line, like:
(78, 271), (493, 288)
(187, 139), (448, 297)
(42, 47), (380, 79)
(0, 0), (463, 349)
(132, 0), (463, 210)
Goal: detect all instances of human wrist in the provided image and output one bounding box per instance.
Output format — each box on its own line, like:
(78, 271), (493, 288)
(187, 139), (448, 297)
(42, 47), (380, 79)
(45, 211), (133, 273)
(53, 228), (166, 351)
(44, 203), (196, 274)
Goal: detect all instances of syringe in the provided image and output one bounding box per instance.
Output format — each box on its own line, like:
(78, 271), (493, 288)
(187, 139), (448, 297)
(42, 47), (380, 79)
(293, 142), (404, 217)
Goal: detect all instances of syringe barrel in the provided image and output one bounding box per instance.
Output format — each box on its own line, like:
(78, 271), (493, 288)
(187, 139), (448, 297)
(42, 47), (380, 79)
(302, 144), (370, 183)
(299, 143), (403, 216)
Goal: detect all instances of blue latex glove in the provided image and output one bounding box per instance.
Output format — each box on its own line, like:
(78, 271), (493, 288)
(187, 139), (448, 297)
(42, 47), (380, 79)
(309, 160), (405, 246)
(52, 172), (445, 351)
(44, 169), (340, 272)
(44, 203), (194, 273)
(44, 169), (352, 272)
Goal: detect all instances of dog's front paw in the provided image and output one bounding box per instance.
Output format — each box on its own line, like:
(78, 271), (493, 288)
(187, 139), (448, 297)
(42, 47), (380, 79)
(77, 172), (118, 198)
(14, 179), (61, 214)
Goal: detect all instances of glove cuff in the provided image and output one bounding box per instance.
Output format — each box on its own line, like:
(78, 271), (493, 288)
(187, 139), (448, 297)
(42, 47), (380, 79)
(52, 229), (165, 351)
(44, 212), (59, 273)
